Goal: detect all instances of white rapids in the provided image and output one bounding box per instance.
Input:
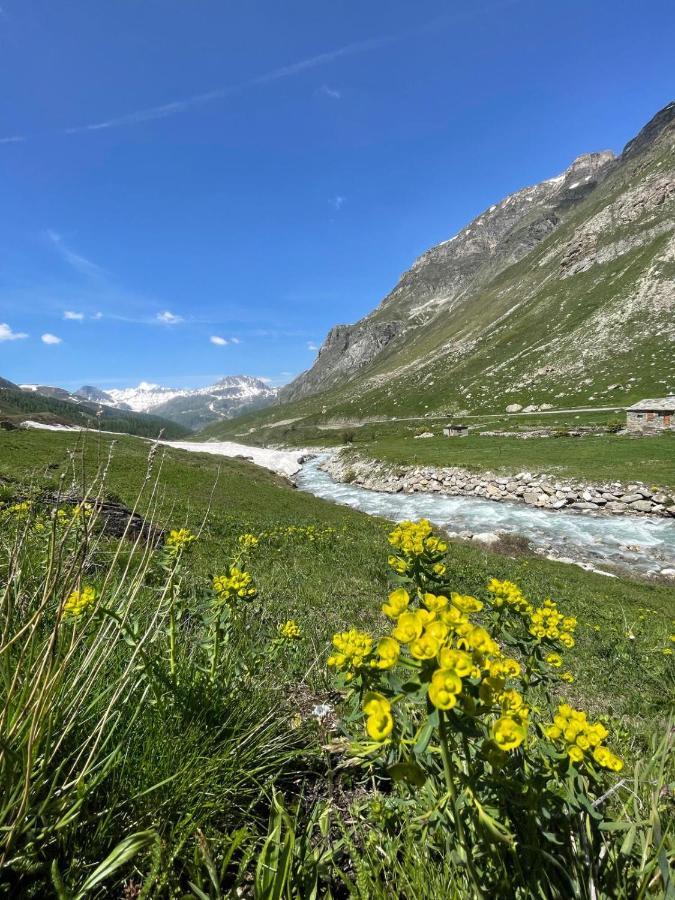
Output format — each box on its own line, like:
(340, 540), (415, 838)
(295, 457), (675, 576)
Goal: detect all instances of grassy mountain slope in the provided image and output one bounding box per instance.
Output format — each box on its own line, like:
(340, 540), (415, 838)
(0, 385), (190, 439)
(204, 102), (674, 440)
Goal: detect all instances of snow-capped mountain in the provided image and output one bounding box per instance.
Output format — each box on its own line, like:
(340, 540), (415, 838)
(76, 376), (277, 430)
(105, 382), (187, 412)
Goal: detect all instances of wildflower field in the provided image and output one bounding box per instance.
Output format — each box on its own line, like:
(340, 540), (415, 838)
(0, 429), (673, 897)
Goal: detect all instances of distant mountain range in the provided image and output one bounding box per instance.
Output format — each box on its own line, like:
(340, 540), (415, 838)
(1, 375), (277, 435)
(76, 376), (277, 430)
(1, 379), (190, 439)
(205, 100), (674, 439)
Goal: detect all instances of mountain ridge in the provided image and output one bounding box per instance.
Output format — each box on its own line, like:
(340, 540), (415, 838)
(204, 101), (674, 440)
(78, 376), (277, 431)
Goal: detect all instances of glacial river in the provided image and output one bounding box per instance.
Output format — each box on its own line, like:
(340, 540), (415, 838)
(295, 457), (675, 576)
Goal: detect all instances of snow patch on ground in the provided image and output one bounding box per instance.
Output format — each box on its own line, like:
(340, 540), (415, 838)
(20, 421), (309, 479)
(162, 440), (310, 478)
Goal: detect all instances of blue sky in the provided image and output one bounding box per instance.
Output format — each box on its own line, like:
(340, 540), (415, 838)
(1, 0), (673, 390)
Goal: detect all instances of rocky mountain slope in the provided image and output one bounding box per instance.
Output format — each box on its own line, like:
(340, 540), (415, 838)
(210, 101), (674, 437)
(78, 376), (277, 431)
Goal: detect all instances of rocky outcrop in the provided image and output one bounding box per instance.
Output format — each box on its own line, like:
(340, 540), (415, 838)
(280, 321), (402, 402)
(281, 149), (618, 402)
(322, 452), (675, 519)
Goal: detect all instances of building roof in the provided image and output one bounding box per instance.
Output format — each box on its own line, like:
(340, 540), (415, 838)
(627, 396), (675, 412)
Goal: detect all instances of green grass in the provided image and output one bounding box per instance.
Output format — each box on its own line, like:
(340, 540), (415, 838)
(1, 429), (672, 716)
(353, 431), (675, 489)
(207, 415), (675, 489)
(1, 429), (673, 895)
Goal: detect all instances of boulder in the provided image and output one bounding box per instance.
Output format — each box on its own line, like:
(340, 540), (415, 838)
(506, 404), (523, 413)
(629, 499), (654, 512)
(471, 532), (501, 545)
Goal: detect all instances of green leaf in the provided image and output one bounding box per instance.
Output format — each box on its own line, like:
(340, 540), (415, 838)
(74, 830), (158, 898)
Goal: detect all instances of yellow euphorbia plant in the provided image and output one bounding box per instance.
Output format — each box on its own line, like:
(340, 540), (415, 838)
(327, 520), (625, 896)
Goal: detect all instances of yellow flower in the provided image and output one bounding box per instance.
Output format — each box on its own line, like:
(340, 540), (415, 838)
(392, 611), (425, 644)
(409, 631), (442, 660)
(433, 563), (447, 576)
(212, 568), (257, 602)
(278, 619), (301, 639)
(388, 555), (409, 575)
(428, 669), (462, 709)
(567, 745), (584, 764)
(327, 629), (374, 673)
(438, 648), (473, 677)
(363, 693), (394, 741)
(491, 716), (526, 751)
(560, 671), (575, 683)
(486, 578), (532, 614)
(500, 689), (523, 713)
(371, 636), (400, 669)
(545, 652), (563, 668)
(663, 648), (673, 656)
(63, 585), (97, 618)
(382, 588), (410, 619)
(166, 528), (197, 553)
(451, 593), (483, 613)
(439, 605), (466, 627)
(238, 533), (259, 550)
(422, 592), (448, 612)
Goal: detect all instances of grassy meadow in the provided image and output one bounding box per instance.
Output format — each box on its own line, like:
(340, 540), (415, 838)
(220, 413), (675, 490)
(0, 428), (673, 897)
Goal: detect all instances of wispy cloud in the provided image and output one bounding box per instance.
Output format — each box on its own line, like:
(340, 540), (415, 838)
(0, 135), (25, 145)
(318, 84), (342, 100)
(41, 333), (62, 345)
(307, 341), (319, 351)
(330, 195), (345, 211)
(66, 34), (393, 134)
(210, 335), (241, 346)
(156, 310), (183, 325)
(63, 310), (85, 320)
(46, 229), (105, 277)
(0, 322), (28, 342)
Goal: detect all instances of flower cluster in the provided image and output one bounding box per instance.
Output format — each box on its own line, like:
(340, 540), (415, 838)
(258, 524), (339, 547)
(529, 599), (577, 648)
(278, 619), (302, 639)
(5, 500), (32, 519)
(63, 585), (97, 618)
(166, 528), (197, 553)
(387, 519), (447, 576)
(328, 520), (627, 777)
(238, 533), (259, 550)
(334, 583), (529, 750)
(486, 578), (532, 615)
(212, 567), (257, 603)
(327, 629), (374, 681)
(545, 704), (623, 770)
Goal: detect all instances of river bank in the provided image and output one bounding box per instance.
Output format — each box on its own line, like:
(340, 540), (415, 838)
(320, 449), (675, 519)
(297, 456), (675, 577)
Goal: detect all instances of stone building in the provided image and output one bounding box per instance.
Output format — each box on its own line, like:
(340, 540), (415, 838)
(626, 397), (675, 432)
(443, 423), (469, 437)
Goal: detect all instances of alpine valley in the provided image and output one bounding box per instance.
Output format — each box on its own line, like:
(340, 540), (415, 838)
(206, 101), (675, 441)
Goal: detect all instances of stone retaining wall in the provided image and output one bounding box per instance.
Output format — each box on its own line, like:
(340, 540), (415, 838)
(321, 452), (675, 518)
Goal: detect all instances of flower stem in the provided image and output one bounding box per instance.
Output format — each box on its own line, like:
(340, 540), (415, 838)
(439, 711), (484, 899)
